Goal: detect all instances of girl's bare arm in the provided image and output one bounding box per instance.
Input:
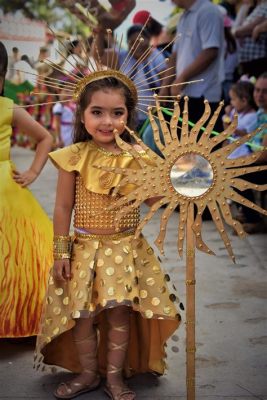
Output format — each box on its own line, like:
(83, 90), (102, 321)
(12, 106), (53, 186)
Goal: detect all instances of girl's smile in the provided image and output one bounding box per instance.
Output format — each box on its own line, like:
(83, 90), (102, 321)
(83, 89), (128, 151)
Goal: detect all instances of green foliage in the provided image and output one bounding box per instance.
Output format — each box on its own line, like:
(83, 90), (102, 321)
(0, 0), (90, 36)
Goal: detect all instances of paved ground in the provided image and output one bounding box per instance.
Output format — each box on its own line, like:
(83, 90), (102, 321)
(0, 147), (266, 400)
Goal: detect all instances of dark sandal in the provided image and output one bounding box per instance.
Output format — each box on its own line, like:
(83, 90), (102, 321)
(104, 382), (136, 400)
(54, 376), (101, 399)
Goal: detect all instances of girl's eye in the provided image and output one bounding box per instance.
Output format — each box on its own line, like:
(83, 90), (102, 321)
(114, 111), (124, 116)
(92, 110), (101, 115)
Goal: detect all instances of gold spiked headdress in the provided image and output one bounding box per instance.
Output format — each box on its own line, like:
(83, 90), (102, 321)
(13, 23), (201, 117)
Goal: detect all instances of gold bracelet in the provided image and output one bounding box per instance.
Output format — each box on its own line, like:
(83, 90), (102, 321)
(53, 252), (71, 260)
(53, 235), (71, 241)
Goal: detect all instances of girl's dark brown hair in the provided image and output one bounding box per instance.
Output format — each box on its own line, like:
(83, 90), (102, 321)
(0, 41), (8, 96)
(230, 81), (257, 110)
(73, 77), (136, 144)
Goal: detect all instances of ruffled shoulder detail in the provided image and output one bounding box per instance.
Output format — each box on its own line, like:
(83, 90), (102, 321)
(49, 141), (149, 195)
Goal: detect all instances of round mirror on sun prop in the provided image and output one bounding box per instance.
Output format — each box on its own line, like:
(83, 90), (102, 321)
(170, 153), (214, 198)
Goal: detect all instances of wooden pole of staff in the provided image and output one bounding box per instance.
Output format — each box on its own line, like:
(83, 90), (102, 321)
(186, 202), (196, 399)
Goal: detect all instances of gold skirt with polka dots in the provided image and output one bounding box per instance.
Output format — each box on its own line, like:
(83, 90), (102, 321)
(35, 232), (181, 376)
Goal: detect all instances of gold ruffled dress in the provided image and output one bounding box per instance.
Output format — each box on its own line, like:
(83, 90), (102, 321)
(0, 96), (53, 337)
(35, 141), (181, 376)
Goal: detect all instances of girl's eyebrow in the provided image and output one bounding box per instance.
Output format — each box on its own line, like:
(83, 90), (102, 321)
(90, 105), (126, 111)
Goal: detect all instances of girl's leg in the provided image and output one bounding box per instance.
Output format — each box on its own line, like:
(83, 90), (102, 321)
(105, 305), (135, 400)
(54, 317), (100, 399)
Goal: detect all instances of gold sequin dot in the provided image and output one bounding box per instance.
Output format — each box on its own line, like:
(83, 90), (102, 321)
(116, 276), (124, 284)
(89, 303), (96, 312)
(45, 336), (51, 344)
(61, 316), (68, 325)
(145, 309), (153, 318)
(124, 265), (133, 273)
(147, 247), (154, 255)
(101, 299), (107, 307)
(152, 265), (160, 274)
(152, 297), (160, 306)
(83, 252), (90, 259)
(79, 270), (87, 279)
(97, 259), (104, 267)
(140, 290), (148, 299)
(132, 250), (138, 258)
(93, 241), (99, 249)
(106, 267), (115, 276)
(115, 256), (123, 264)
(45, 318), (53, 326)
(163, 306), (171, 315)
(46, 296), (53, 304)
(48, 276), (54, 285)
(146, 277), (155, 286)
(123, 246), (130, 254)
(53, 307), (61, 315)
(89, 260), (95, 269)
(112, 240), (121, 245)
(105, 248), (113, 256)
(63, 296), (69, 305)
(108, 287), (115, 296)
(75, 290), (84, 300)
(159, 286), (166, 294)
(75, 262), (82, 270)
(73, 281), (78, 289)
(116, 295), (124, 303)
(53, 327), (60, 336)
(72, 310), (81, 318)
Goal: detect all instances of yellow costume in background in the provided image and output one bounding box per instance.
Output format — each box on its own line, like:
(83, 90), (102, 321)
(35, 141), (181, 376)
(0, 96), (53, 337)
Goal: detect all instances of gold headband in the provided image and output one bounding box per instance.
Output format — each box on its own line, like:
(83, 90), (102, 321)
(73, 69), (138, 104)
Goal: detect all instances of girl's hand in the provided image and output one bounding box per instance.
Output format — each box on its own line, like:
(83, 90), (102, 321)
(53, 259), (71, 282)
(13, 168), (38, 187)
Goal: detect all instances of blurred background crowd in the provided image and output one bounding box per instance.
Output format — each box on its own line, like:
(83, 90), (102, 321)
(1, 0), (266, 233)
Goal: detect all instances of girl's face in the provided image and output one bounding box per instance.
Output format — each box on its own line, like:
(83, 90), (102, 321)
(229, 89), (248, 113)
(82, 89), (128, 149)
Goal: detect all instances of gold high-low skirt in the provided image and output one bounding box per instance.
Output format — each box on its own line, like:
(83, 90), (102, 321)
(35, 231), (181, 376)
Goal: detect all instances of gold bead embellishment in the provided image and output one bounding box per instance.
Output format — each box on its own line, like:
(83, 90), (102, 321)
(152, 297), (160, 306)
(115, 256), (123, 264)
(106, 267), (115, 276)
(105, 248), (113, 256)
(145, 310), (154, 319)
(55, 288), (63, 296)
(63, 297), (69, 305)
(72, 310), (81, 318)
(140, 290), (148, 299)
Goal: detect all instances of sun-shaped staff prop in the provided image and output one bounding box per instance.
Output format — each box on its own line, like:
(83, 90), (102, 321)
(95, 95), (267, 399)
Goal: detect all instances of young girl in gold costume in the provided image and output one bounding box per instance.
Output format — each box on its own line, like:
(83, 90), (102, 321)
(0, 41), (53, 338)
(34, 42), (181, 399)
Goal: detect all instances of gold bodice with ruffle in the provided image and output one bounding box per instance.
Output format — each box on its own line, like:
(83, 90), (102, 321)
(49, 141), (148, 230)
